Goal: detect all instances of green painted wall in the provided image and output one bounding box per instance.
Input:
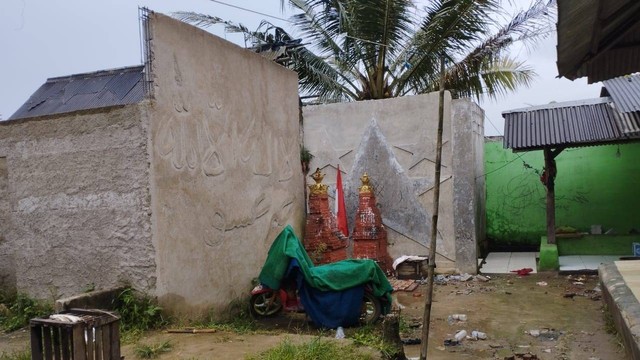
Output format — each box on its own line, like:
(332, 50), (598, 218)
(485, 139), (640, 248)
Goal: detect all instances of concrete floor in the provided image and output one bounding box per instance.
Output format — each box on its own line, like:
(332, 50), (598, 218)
(479, 252), (625, 273)
(479, 252), (538, 274)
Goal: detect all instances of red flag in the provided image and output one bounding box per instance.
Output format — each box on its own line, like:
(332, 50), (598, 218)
(335, 165), (349, 237)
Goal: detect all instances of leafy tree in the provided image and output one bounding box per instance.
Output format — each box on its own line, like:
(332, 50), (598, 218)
(177, 0), (555, 102)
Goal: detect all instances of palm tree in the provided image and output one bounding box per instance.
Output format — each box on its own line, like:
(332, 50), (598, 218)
(177, 0), (555, 102)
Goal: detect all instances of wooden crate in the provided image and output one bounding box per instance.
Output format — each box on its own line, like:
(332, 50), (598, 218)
(30, 309), (120, 360)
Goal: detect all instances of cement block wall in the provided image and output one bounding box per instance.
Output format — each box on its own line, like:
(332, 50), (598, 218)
(0, 105), (155, 299)
(303, 94), (483, 273)
(146, 13), (305, 316)
(0, 156), (15, 293)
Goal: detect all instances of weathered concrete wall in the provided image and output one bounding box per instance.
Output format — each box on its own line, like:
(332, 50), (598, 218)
(0, 105), (155, 299)
(303, 93), (483, 272)
(0, 156), (16, 293)
(147, 13), (304, 316)
(451, 99), (484, 273)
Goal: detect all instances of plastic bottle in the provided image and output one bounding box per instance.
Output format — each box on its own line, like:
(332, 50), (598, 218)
(471, 330), (487, 340)
(335, 326), (345, 339)
(454, 330), (467, 341)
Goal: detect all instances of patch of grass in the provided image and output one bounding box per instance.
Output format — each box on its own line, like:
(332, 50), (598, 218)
(114, 287), (166, 331)
(0, 293), (53, 332)
(0, 349), (30, 360)
(134, 340), (172, 359)
(351, 325), (397, 359)
(246, 337), (373, 360)
(196, 297), (257, 334)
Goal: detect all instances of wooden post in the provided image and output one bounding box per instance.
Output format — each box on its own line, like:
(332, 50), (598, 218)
(543, 148), (562, 244)
(420, 55), (446, 360)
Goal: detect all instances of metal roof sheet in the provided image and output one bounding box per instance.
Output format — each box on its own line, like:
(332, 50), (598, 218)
(8, 65), (145, 121)
(502, 97), (632, 151)
(557, 0), (640, 83)
(602, 74), (640, 113)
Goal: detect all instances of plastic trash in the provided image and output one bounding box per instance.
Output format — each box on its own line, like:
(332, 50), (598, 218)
(335, 326), (345, 339)
(454, 330), (467, 342)
(471, 330), (487, 340)
(447, 313), (467, 324)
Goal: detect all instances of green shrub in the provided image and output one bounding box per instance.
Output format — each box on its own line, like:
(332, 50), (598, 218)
(0, 293), (52, 332)
(112, 287), (166, 339)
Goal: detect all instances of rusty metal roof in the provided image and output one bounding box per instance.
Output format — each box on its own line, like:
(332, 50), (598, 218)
(557, 0), (640, 83)
(9, 65), (145, 121)
(502, 97), (633, 151)
(601, 74), (640, 113)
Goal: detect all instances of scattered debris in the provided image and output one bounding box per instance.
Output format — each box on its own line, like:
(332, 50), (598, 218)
(447, 314), (467, 324)
(454, 330), (467, 342)
(536, 281), (548, 286)
(389, 278), (419, 292)
(511, 268), (534, 276)
(401, 337), (421, 345)
(526, 328), (563, 341)
(476, 275), (491, 282)
(542, 349), (551, 353)
(504, 352), (539, 360)
(470, 330), (487, 340)
(460, 273), (473, 282)
(444, 339), (459, 346)
(167, 328), (217, 334)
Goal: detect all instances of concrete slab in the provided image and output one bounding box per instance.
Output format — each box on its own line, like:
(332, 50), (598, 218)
(507, 252), (538, 273)
(480, 252), (537, 274)
(560, 255), (623, 271)
(600, 261), (640, 359)
(559, 255), (586, 271)
(481, 252), (510, 273)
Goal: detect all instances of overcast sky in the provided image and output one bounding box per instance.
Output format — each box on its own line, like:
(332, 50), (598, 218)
(0, 0), (601, 135)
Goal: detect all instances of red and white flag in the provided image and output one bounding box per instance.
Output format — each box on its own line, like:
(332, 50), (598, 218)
(335, 165), (349, 237)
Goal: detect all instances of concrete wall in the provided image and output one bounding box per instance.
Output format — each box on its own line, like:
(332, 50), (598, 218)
(451, 99), (484, 273)
(0, 105), (155, 299)
(0, 156), (15, 293)
(147, 13), (304, 316)
(303, 93), (483, 272)
(485, 139), (640, 248)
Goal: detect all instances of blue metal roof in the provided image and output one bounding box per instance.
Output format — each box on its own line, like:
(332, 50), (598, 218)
(8, 65), (145, 121)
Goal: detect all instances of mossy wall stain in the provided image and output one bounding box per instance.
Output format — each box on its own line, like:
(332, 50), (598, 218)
(485, 139), (640, 248)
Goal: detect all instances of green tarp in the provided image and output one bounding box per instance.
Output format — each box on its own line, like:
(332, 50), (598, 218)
(258, 225), (393, 307)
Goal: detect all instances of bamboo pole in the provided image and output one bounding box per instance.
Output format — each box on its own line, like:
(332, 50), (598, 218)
(419, 55), (445, 360)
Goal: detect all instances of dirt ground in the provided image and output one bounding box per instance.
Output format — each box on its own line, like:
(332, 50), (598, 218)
(0, 272), (626, 359)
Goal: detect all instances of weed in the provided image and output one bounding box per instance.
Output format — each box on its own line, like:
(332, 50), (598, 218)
(0, 349), (30, 360)
(351, 325), (397, 359)
(196, 297), (257, 334)
(0, 293), (52, 332)
(113, 287), (166, 333)
(602, 305), (625, 351)
(246, 337), (373, 360)
(134, 340), (172, 359)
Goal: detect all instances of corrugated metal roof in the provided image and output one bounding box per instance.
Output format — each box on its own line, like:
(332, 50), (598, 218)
(602, 74), (640, 113)
(8, 65), (145, 121)
(557, 0), (640, 83)
(502, 97), (633, 151)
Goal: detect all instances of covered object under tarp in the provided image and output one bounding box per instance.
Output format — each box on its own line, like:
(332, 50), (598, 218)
(258, 225), (393, 328)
